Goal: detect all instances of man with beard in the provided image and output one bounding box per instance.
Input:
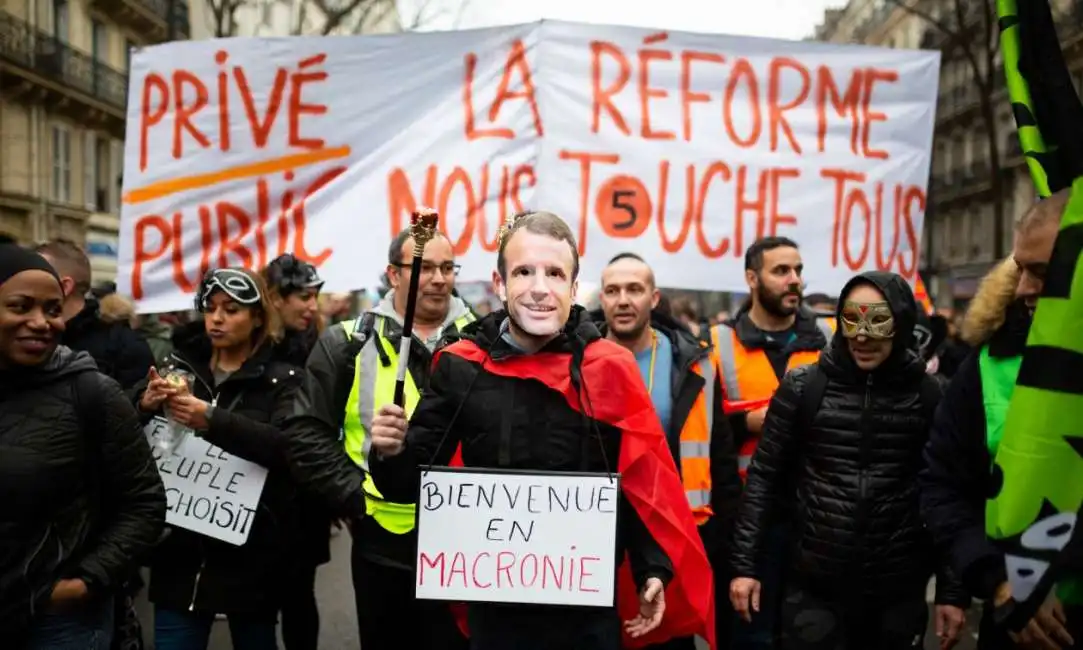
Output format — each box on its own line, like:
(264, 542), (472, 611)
(708, 236), (833, 649)
(282, 228), (474, 650)
(920, 188), (1081, 650)
(366, 211), (714, 649)
(595, 252), (741, 649)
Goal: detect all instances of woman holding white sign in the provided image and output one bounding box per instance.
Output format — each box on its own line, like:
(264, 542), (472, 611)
(0, 245), (166, 649)
(134, 267), (304, 650)
(367, 212), (716, 650)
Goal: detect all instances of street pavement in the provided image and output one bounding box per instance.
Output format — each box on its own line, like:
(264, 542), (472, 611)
(133, 528), (979, 649)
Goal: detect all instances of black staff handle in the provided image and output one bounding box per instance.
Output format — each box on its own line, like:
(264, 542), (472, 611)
(393, 255), (425, 407)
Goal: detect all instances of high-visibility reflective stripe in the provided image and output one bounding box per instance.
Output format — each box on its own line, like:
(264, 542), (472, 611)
(686, 489), (711, 508)
(738, 455), (751, 471)
(715, 328), (742, 401)
(680, 440), (710, 458)
(353, 336), (380, 472)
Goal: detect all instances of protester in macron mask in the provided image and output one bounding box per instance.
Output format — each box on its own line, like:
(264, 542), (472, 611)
(134, 267), (304, 650)
(35, 239), (154, 388)
(364, 211), (715, 650)
(0, 244), (166, 648)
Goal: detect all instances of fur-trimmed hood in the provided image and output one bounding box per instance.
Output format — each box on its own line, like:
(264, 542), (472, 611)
(960, 257), (1020, 346)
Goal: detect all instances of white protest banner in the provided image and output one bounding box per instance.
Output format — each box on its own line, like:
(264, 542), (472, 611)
(415, 467), (620, 607)
(145, 417), (268, 545)
(119, 22), (940, 313)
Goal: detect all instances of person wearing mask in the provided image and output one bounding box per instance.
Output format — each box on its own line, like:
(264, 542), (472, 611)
(135, 267), (303, 650)
(261, 254), (328, 650)
(0, 245), (166, 648)
(920, 189), (1077, 650)
(35, 239), (154, 388)
(709, 236), (833, 648)
(729, 270), (969, 650)
(366, 211), (713, 649)
(283, 228), (474, 650)
(594, 252), (741, 649)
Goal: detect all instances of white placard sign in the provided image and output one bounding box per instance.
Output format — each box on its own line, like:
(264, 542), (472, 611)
(119, 21), (941, 313)
(415, 467), (620, 607)
(144, 417), (269, 545)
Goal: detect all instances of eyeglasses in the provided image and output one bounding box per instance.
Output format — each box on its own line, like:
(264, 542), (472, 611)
(392, 262), (461, 278)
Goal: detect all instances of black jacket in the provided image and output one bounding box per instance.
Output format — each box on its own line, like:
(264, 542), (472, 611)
(731, 271), (968, 606)
(919, 263), (1032, 600)
(370, 307), (673, 589)
(272, 326), (332, 567)
(63, 298), (156, 389)
(589, 309), (741, 562)
(0, 348), (165, 637)
(140, 323), (303, 615)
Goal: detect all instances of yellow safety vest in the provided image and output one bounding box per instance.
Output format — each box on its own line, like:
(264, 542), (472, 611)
(340, 313), (475, 534)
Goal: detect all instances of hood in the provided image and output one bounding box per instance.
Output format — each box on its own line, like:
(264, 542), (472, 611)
(139, 314), (173, 341)
(369, 289), (473, 331)
(961, 257), (1021, 346)
(0, 345), (99, 390)
(823, 271), (924, 380)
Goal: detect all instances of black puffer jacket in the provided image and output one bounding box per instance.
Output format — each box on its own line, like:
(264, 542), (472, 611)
(732, 271), (968, 606)
(139, 323), (303, 615)
(0, 347), (165, 638)
(63, 298), (156, 389)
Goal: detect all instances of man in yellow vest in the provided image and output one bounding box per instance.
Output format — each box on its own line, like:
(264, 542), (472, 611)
(709, 236), (833, 650)
(594, 252), (741, 650)
(284, 228), (474, 650)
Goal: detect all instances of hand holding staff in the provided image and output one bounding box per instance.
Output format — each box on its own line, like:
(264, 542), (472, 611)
(393, 208), (440, 407)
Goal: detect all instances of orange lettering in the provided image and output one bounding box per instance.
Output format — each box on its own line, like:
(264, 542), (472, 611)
(768, 58), (810, 154)
(171, 70), (210, 161)
(815, 67), (862, 155)
(636, 33), (675, 141)
(139, 74), (169, 172)
(559, 149), (621, 254)
(861, 68), (898, 160)
(723, 59), (761, 149)
(679, 50), (724, 142)
(288, 54), (328, 150)
(487, 39), (545, 137)
(590, 42), (631, 136)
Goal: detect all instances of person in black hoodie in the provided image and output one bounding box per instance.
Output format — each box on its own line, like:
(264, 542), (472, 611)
(0, 245), (166, 648)
(261, 254), (329, 650)
(134, 267), (303, 650)
(36, 239), (154, 389)
(729, 270), (969, 650)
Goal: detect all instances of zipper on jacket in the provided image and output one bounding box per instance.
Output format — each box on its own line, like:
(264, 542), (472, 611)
(857, 375), (873, 501)
(188, 557), (207, 611)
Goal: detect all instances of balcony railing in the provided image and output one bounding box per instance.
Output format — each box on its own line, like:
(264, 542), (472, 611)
(0, 10), (127, 111)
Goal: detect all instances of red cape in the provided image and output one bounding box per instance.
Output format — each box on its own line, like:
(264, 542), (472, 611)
(437, 338), (715, 648)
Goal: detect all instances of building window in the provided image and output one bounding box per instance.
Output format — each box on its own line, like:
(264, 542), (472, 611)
(84, 131), (97, 209)
(54, 0), (68, 40)
(52, 126), (71, 203)
(91, 20), (108, 61)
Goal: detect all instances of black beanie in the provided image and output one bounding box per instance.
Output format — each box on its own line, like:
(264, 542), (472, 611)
(0, 244), (62, 289)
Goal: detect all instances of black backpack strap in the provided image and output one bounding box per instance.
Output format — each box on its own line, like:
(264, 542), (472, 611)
(795, 364), (829, 427)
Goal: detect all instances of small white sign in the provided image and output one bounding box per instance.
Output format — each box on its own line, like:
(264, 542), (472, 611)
(145, 417), (269, 546)
(415, 467), (620, 607)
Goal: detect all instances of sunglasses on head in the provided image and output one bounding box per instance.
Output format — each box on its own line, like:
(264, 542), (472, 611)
(195, 269), (261, 312)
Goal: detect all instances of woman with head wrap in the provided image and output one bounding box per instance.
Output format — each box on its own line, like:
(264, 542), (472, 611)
(0, 245), (166, 648)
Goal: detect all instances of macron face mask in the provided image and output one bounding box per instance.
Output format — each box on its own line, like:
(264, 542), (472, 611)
(840, 300), (895, 340)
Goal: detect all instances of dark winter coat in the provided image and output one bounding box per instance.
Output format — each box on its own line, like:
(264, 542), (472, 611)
(139, 323), (303, 615)
(0, 347), (165, 638)
(732, 271), (969, 606)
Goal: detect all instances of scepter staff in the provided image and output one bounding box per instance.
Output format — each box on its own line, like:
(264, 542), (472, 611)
(394, 207), (440, 407)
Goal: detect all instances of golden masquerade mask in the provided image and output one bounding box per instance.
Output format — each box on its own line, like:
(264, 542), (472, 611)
(840, 300), (895, 339)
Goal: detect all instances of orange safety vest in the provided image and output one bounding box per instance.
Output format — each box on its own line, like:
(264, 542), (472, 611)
(678, 356), (716, 526)
(710, 319), (834, 481)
